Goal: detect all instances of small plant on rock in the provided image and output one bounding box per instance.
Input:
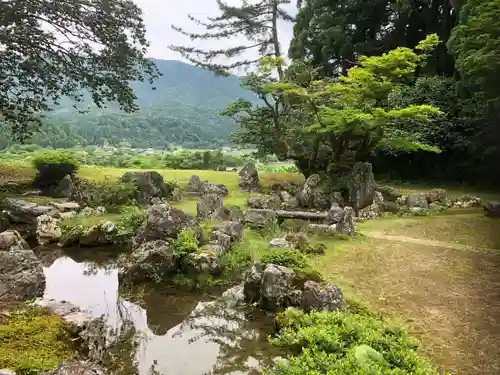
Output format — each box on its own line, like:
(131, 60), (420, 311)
(174, 228), (199, 258)
(32, 150), (78, 188)
(261, 248), (323, 283)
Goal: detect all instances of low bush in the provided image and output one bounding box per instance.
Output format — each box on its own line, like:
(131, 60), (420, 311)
(75, 177), (137, 210)
(31, 150), (78, 188)
(174, 228), (199, 258)
(267, 308), (443, 375)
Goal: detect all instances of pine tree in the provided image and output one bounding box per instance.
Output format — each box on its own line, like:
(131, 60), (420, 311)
(169, 0), (293, 79)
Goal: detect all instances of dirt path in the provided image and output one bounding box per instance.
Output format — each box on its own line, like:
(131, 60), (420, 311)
(314, 232), (500, 375)
(364, 231), (499, 253)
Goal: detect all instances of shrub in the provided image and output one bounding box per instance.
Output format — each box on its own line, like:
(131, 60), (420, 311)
(32, 150), (78, 188)
(77, 178), (137, 209)
(267, 308), (443, 375)
(261, 248), (310, 270)
(174, 228), (198, 258)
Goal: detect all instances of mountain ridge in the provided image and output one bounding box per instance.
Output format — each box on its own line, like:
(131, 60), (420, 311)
(0, 59), (255, 150)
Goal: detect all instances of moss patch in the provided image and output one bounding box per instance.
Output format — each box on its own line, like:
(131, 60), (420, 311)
(0, 307), (78, 374)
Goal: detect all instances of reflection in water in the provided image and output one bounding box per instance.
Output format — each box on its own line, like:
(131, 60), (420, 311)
(43, 256), (278, 375)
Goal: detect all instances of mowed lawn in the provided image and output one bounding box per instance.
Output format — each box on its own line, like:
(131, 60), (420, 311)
(2, 161), (500, 374)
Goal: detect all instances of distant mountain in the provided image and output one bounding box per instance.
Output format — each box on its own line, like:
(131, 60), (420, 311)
(1, 59), (256, 149)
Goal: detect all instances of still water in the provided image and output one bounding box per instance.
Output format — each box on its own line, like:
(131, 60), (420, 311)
(40, 250), (279, 375)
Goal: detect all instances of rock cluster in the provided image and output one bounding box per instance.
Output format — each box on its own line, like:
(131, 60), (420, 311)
(243, 263), (345, 312)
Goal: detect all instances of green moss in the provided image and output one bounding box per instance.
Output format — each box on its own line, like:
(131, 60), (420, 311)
(0, 307), (78, 374)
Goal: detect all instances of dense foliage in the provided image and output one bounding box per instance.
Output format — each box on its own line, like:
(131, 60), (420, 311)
(288, 0), (500, 186)
(31, 150), (78, 188)
(267, 308), (442, 375)
(1, 146), (263, 170)
(0, 0), (159, 139)
(227, 38), (441, 179)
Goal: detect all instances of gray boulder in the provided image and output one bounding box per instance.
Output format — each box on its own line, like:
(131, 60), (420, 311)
(0, 230), (29, 251)
(41, 362), (106, 375)
(260, 264), (297, 311)
(0, 248), (45, 301)
(118, 240), (176, 283)
(1, 198), (56, 224)
(297, 174), (322, 209)
(36, 214), (62, 245)
(187, 175), (203, 192)
(225, 205), (245, 223)
(211, 230), (232, 251)
(79, 221), (117, 247)
(345, 162), (376, 213)
(406, 193), (429, 209)
(325, 202), (344, 224)
(183, 252), (220, 274)
(200, 183), (228, 196)
(247, 195), (281, 210)
(50, 201), (80, 212)
(212, 221), (244, 242)
(484, 202), (500, 218)
(336, 207), (355, 236)
(238, 163), (261, 192)
(121, 171), (173, 204)
(269, 238), (290, 248)
(245, 209), (277, 230)
(133, 204), (197, 247)
(243, 263), (263, 303)
(279, 191), (299, 209)
(197, 194), (228, 220)
(426, 188), (447, 204)
(301, 280), (346, 312)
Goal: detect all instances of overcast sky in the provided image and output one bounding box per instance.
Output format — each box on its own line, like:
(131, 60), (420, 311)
(135, 0), (297, 66)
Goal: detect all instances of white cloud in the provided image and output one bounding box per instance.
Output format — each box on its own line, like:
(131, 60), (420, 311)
(135, 0), (296, 68)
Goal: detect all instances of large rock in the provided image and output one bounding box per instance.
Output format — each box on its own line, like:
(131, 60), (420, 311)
(200, 183), (228, 196)
(121, 171), (173, 204)
(336, 206), (355, 236)
(133, 204), (197, 247)
(301, 280), (346, 312)
(212, 221), (244, 242)
(238, 163), (261, 192)
(118, 240), (176, 283)
(0, 248), (45, 301)
(1, 198), (56, 224)
(187, 175), (203, 192)
(245, 209), (277, 230)
(297, 174), (322, 209)
(484, 202), (500, 218)
(0, 211), (9, 233)
(426, 189), (447, 204)
(79, 221), (117, 247)
(345, 162), (376, 213)
(36, 214), (62, 245)
(40, 362), (106, 375)
(243, 263), (345, 313)
(279, 191), (299, 209)
(42, 175), (74, 198)
(183, 252), (220, 274)
(324, 202), (344, 224)
(50, 201), (80, 212)
(35, 299), (113, 365)
(260, 264), (297, 311)
(247, 195), (281, 210)
(197, 194), (228, 220)
(405, 193), (429, 209)
(0, 230), (29, 251)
